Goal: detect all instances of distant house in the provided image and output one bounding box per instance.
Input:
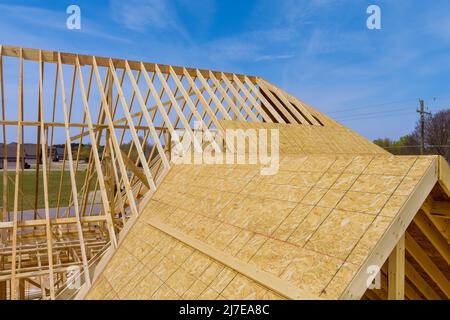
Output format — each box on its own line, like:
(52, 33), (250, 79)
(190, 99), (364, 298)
(0, 143), (18, 163)
(52, 146), (66, 162)
(0, 143), (62, 168)
(23, 144), (39, 161)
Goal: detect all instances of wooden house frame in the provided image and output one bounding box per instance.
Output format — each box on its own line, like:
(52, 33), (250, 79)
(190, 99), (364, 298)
(0, 45), (448, 300)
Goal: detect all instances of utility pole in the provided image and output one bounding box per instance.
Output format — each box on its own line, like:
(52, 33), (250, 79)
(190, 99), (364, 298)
(416, 99), (431, 155)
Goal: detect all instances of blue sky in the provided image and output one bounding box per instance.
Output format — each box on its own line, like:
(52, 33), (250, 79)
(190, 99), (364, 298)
(0, 0), (449, 140)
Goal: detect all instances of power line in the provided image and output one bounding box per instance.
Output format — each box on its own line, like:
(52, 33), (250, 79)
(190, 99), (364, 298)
(382, 145), (450, 149)
(334, 107), (412, 120)
(326, 98), (417, 114)
(335, 104), (448, 122)
(327, 96), (450, 116)
(337, 111), (413, 122)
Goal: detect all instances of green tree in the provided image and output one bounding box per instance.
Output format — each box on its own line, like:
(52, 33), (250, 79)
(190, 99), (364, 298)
(373, 109), (449, 161)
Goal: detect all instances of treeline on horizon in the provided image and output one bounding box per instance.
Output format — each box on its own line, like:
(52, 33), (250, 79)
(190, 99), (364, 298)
(374, 109), (450, 161)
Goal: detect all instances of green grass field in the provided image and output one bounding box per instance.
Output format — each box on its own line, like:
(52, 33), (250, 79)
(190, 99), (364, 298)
(0, 170), (90, 211)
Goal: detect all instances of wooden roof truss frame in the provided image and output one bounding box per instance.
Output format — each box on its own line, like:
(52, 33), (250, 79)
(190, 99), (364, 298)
(0, 45), (330, 300)
(0, 45), (448, 300)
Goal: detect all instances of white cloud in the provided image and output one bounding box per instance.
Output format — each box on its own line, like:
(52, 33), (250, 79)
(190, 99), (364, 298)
(0, 4), (129, 43)
(255, 54), (295, 62)
(109, 0), (186, 35)
(0, 4), (65, 30)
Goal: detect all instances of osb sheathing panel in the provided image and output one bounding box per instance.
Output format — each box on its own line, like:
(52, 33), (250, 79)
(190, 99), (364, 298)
(219, 120), (389, 156)
(86, 153), (437, 300)
(85, 221), (283, 300)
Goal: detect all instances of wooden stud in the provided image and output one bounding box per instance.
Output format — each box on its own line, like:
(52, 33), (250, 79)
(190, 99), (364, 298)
(0, 45), (8, 250)
(208, 71), (246, 122)
(57, 53), (91, 286)
(120, 66), (166, 199)
(10, 49), (24, 300)
(195, 70), (232, 121)
(232, 74), (272, 123)
(75, 56), (118, 248)
(38, 51), (56, 299)
(220, 73), (259, 122)
(388, 234), (405, 300)
(109, 59), (156, 191)
(92, 57), (140, 220)
(154, 64), (203, 152)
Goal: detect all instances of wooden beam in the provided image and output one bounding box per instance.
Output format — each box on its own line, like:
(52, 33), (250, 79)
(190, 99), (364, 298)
(0, 281), (5, 300)
(57, 53), (91, 286)
(221, 73), (259, 122)
(413, 210), (450, 265)
(140, 62), (181, 149)
(405, 232), (450, 297)
(0, 45), (7, 248)
(0, 45), (256, 82)
(388, 234), (405, 300)
(124, 62), (170, 171)
(179, 68), (224, 152)
(244, 76), (285, 123)
(180, 67), (224, 139)
(75, 56), (118, 249)
(19, 278), (25, 300)
(421, 197), (450, 241)
(438, 156), (450, 197)
(431, 201), (450, 217)
(38, 51), (56, 299)
(232, 74), (272, 123)
(10, 48), (24, 300)
(405, 281), (423, 300)
(259, 78), (311, 125)
(364, 290), (381, 300)
(195, 69), (231, 121)
(259, 78), (320, 125)
(405, 261), (441, 300)
(119, 149), (150, 189)
(92, 57), (141, 222)
(147, 216), (319, 300)
(154, 64), (202, 152)
(257, 80), (297, 124)
(0, 216), (106, 229)
(109, 143), (127, 224)
(109, 59), (156, 191)
(381, 264), (422, 300)
(208, 71), (246, 122)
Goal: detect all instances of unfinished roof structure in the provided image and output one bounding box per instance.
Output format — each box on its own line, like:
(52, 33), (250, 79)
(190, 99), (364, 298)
(0, 45), (449, 300)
